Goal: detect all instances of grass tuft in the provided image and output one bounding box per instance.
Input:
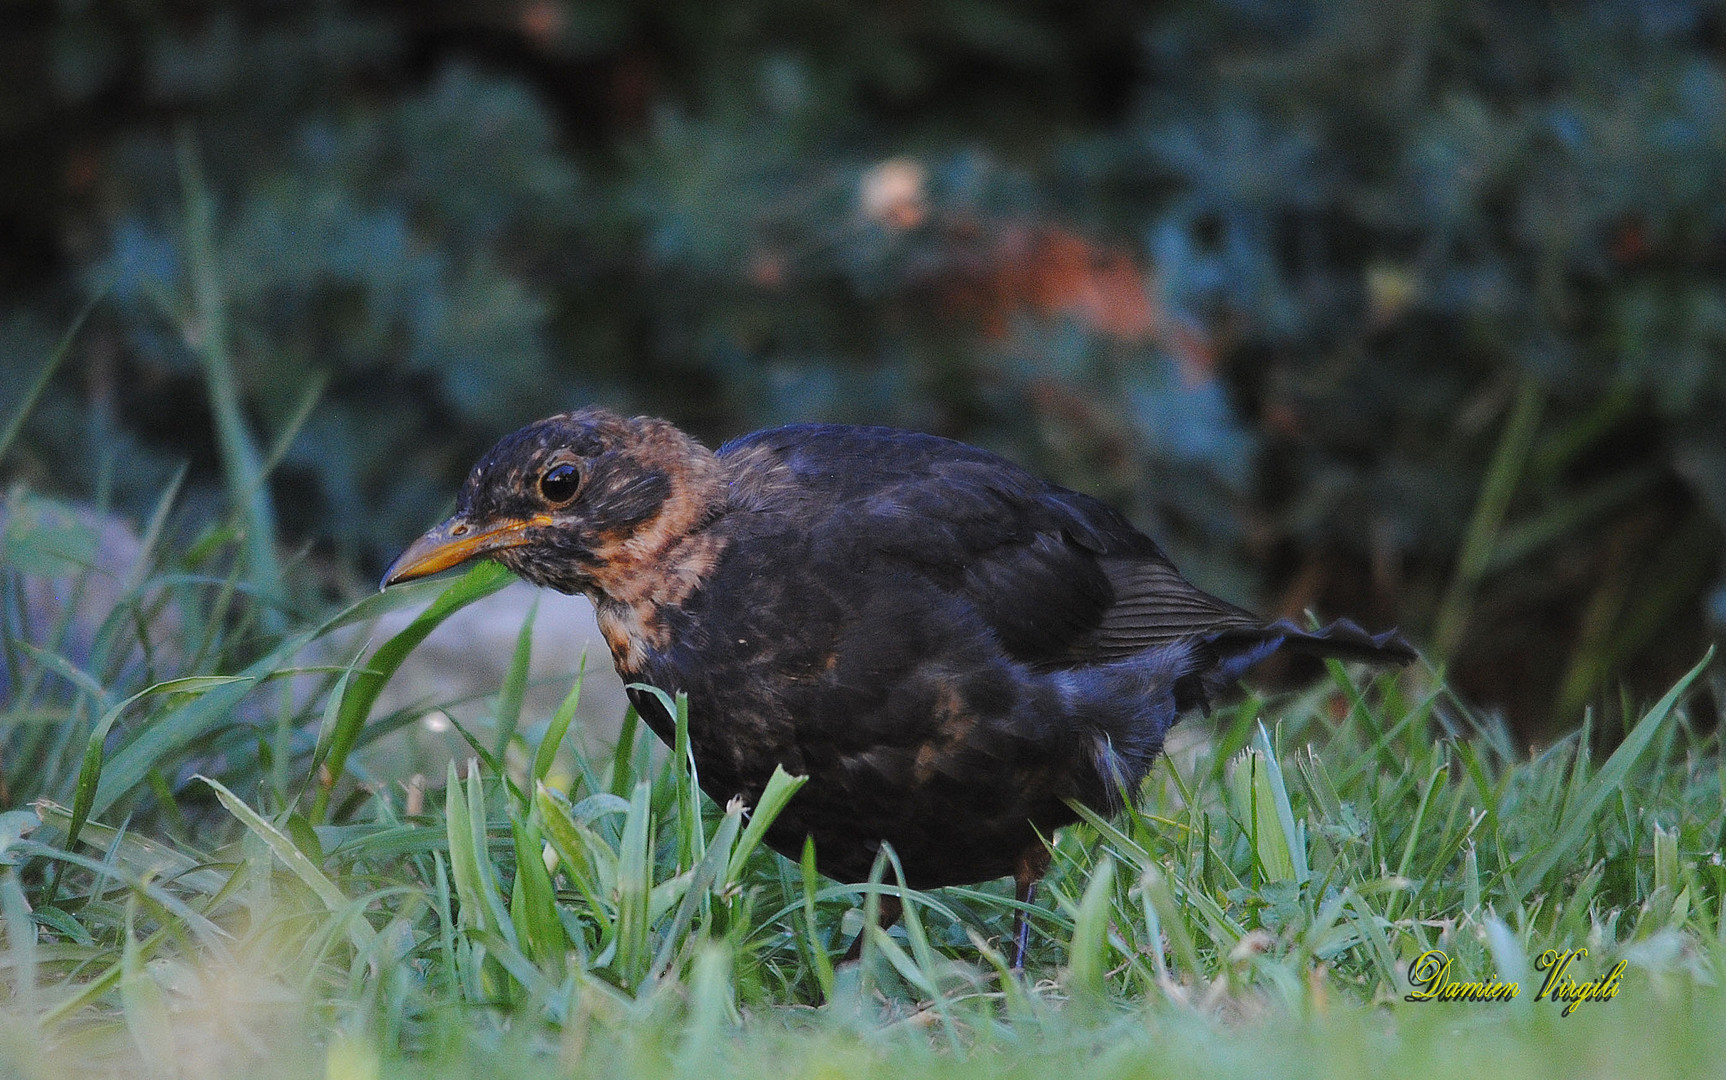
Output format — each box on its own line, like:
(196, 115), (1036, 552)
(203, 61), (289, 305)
(0, 497), (1722, 1077)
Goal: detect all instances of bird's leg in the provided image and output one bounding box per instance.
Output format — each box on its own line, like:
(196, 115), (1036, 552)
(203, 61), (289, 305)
(840, 891), (902, 964)
(1010, 845), (1051, 971)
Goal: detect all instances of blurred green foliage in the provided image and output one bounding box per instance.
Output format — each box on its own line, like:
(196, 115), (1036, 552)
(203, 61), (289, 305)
(2, 0), (1724, 728)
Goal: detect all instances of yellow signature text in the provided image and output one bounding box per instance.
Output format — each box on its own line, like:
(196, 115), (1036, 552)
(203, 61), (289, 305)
(1533, 948), (1626, 1017)
(1403, 948), (1623, 1015)
(1404, 949), (1520, 1003)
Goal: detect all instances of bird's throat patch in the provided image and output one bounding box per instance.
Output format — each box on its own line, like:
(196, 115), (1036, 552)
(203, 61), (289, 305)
(591, 529), (727, 675)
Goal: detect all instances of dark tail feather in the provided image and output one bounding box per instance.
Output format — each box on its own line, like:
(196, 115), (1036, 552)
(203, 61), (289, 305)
(1215, 618), (1418, 667)
(1179, 618), (1418, 712)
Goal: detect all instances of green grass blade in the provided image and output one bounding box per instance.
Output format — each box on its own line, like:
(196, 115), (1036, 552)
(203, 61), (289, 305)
(533, 653), (588, 785)
(119, 895), (174, 1079)
(312, 560), (515, 822)
(614, 779), (654, 991)
(94, 632), (319, 815)
(625, 685), (699, 872)
(1513, 648), (1713, 899)
(467, 764), (516, 945)
(58, 675), (252, 897)
(510, 813), (568, 967)
(0, 290), (101, 465)
(726, 765), (807, 886)
(199, 774), (375, 953)
(176, 128), (283, 620)
(648, 807), (741, 986)
(609, 705), (641, 799)
(1, 869), (37, 1018)
(1139, 863), (1202, 980)
(679, 942), (739, 1064)
(304, 652), (367, 800)
(1395, 762), (1448, 882)
(1433, 373), (1544, 658)
(1066, 854), (1116, 1006)
(535, 782), (616, 938)
(1250, 723), (1306, 883)
(799, 836), (835, 999)
(493, 593), (539, 763)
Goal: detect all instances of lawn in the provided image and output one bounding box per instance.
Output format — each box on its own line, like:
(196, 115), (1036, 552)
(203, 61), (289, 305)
(1, 499), (1723, 1080)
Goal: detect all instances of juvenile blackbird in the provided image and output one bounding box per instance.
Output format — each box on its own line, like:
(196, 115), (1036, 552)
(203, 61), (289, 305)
(383, 409), (1415, 964)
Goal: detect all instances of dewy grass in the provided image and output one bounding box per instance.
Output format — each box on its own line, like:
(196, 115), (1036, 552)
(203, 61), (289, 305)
(0, 506), (1723, 1078)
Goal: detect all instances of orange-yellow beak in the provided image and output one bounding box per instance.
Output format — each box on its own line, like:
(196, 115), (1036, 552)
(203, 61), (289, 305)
(380, 513), (553, 588)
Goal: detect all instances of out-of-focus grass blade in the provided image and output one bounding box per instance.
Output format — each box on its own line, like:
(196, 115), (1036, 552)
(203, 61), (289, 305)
(1, 869), (37, 1017)
(35, 801), (229, 897)
(94, 634), (306, 815)
(1482, 914), (1532, 1012)
(15, 837), (231, 947)
(241, 369), (327, 515)
(120, 895), (174, 1079)
(678, 941), (738, 1067)
(1462, 843), (1482, 917)
(324, 1034), (383, 1080)
(312, 560), (515, 822)
(1066, 854), (1115, 1006)
(1654, 820), (1679, 898)
(200, 774), (374, 953)
(178, 128), (283, 622)
(0, 289), (100, 464)
(14, 641), (114, 716)
(1140, 863), (1202, 980)
(1433, 374), (1543, 658)
(106, 464), (184, 607)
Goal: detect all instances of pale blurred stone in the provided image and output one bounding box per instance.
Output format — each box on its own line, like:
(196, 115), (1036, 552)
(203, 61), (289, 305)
(347, 580), (631, 783)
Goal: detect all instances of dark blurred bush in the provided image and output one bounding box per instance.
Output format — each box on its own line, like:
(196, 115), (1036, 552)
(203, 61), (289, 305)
(2, 0), (1723, 730)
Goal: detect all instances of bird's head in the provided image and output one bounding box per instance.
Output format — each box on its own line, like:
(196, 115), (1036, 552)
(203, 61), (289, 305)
(381, 408), (725, 599)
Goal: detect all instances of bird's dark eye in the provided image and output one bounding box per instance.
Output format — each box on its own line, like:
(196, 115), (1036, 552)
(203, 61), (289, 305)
(539, 463), (580, 504)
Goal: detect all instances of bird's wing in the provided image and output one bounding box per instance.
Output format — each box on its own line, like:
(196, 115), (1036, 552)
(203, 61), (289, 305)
(1077, 556), (1264, 664)
(723, 424), (1260, 669)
